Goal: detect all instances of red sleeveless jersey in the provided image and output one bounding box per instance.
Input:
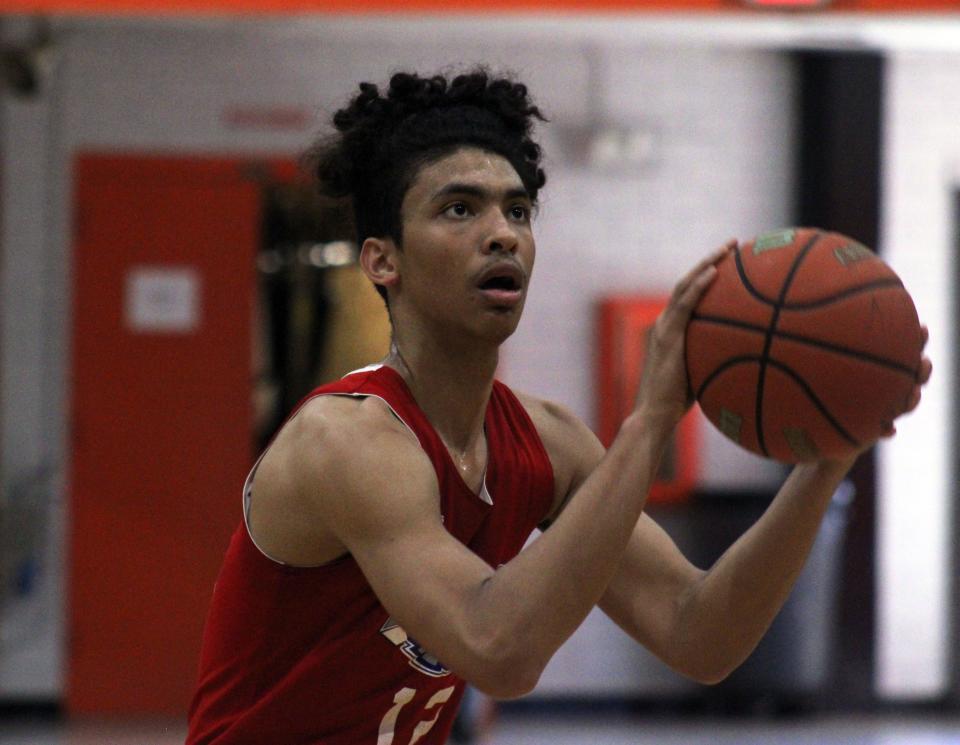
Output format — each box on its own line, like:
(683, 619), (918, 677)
(186, 366), (555, 744)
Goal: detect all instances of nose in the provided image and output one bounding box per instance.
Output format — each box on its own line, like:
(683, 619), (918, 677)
(482, 209), (519, 255)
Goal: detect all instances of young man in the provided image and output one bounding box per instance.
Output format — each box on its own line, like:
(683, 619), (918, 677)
(186, 70), (930, 745)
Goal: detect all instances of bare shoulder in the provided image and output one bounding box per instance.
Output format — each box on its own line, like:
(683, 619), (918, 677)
(512, 390), (606, 525)
(289, 394), (422, 466)
(249, 394), (437, 565)
(512, 390), (602, 456)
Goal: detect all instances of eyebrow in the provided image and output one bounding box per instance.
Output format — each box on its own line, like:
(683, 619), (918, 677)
(430, 182), (531, 203)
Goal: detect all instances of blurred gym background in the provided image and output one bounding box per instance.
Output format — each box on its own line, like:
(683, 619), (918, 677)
(0, 1), (957, 742)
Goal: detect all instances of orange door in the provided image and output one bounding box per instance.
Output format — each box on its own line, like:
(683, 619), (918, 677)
(69, 155), (261, 715)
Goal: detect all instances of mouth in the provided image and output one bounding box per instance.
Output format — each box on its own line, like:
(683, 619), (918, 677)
(476, 264), (525, 307)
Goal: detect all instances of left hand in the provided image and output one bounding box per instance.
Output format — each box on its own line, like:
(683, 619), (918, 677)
(819, 325), (931, 467)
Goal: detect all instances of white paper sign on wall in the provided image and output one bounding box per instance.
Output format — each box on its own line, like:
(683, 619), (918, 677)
(125, 266), (201, 334)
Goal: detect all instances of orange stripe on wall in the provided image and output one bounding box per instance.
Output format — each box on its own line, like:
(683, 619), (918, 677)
(2, 0), (959, 13)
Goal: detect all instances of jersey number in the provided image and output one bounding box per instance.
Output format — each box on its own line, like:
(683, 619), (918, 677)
(377, 685), (456, 745)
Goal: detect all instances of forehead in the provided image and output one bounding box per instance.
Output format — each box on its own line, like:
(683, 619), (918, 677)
(406, 147), (526, 202)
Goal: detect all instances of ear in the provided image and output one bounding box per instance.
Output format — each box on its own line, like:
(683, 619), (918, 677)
(359, 237), (400, 295)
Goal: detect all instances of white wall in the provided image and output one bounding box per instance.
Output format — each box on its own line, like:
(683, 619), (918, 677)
(505, 43), (793, 494)
(0, 21), (63, 697)
(876, 49), (959, 701)
(0, 17), (793, 698)
(5, 14), (955, 703)
(507, 44), (797, 696)
(47, 17), (788, 488)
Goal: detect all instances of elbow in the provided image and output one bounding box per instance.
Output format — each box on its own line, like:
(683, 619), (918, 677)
(465, 636), (546, 700)
(473, 669), (541, 700)
(688, 665), (735, 686)
(672, 655), (742, 686)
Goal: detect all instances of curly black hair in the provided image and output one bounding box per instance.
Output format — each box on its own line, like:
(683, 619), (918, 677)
(306, 68), (547, 302)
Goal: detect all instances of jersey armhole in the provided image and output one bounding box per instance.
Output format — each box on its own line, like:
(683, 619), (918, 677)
(242, 391), (421, 567)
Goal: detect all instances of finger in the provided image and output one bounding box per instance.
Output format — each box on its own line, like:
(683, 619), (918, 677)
(920, 324), (929, 348)
(656, 263), (720, 339)
(707, 238), (737, 264)
(903, 386), (921, 414)
(917, 356), (933, 385)
(674, 263), (718, 315)
(674, 240), (735, 297)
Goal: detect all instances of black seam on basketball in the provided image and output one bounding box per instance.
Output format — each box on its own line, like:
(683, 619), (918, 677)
(765, 359), (860, 447)
(693, 355), (861, 451)
(690, 314), (772, 337)
(733, 248), (779, 307)
(771, 330), (918, 378)
(780, 278), (905, 310)
(694, 356), (763, 401)
(756, 230), (823, 458)
(691, 314), (917, 378)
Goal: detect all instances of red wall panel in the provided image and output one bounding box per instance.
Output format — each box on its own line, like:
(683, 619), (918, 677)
(69, 154), (262, 715)
(596, 295), (699, 503)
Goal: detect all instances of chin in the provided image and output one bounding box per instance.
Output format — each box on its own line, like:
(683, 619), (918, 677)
(458, 299), (526, 347)
(481, 314), (522, 346)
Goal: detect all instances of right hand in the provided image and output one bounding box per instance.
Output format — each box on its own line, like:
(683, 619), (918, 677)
(634, 240), (735, 428)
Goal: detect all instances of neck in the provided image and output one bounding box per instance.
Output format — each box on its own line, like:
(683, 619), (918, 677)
(384, 331), (499, 455)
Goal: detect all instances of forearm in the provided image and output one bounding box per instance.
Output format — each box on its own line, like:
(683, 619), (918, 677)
(673, 457), (854, 682)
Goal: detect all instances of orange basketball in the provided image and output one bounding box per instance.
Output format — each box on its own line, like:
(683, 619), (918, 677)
(685, 227), (923, 463)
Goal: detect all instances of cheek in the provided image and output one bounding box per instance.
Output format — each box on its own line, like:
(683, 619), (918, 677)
(406, 249), (467, 298)
(524, 237), (536, 273)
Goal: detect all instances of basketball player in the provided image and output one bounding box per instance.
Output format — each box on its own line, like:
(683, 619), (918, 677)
(186, 69), (930, 744)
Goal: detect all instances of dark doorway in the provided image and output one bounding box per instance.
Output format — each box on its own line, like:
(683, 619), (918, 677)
(793, 49), (884, 708)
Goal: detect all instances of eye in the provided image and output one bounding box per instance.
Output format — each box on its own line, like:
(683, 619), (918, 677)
(443, 202), (471, 218)
(509, 204), (530, 222)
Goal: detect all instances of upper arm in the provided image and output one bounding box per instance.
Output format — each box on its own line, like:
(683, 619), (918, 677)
(292, 400), (513, 690)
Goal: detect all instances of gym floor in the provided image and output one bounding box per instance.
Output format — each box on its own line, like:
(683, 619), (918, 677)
(2, 710), (960, 744)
